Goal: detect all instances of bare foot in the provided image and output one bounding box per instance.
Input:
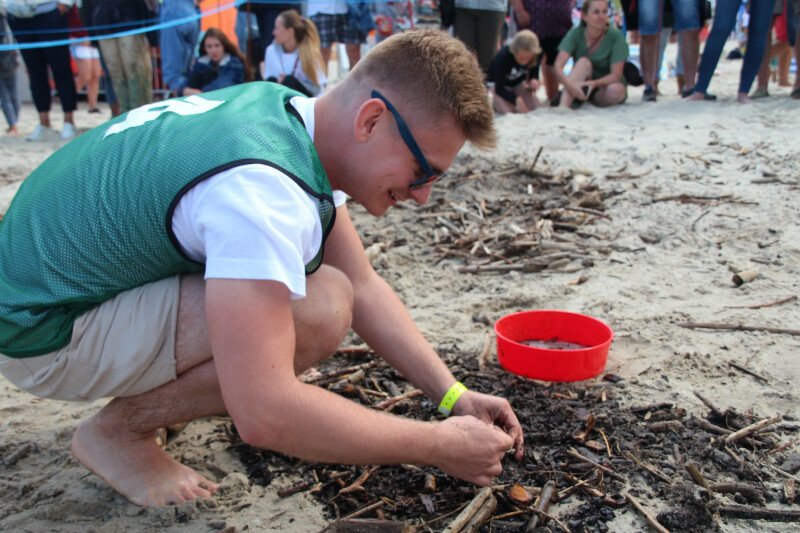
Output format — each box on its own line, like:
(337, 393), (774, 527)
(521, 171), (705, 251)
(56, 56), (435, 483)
(71, 414), (218, 507)
(737, 93), (752, 104)
(686, 92), (705, 101)
(6, 126), (19, 136)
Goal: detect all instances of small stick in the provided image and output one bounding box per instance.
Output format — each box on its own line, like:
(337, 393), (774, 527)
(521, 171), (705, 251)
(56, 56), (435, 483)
(2, 442), (33, 467)
(304, 361), (379, 384)
(597, 428), (612, 457)
(341, 500), (385, 520)
(693, 391), (724, 419)
(727, 362), (769, 383)
(559, 206), (612, 220)
(478, 331), (492, 371)
(691, 415), (732, 435)
(709, 483), (765, 504)
(678, 322), (800, 337)
(724, 415), (781, 444)
(525, 480), (557, 533)
(565, 448), (626, 482)
(278, 479), (313, 497)
(690, 209), (710, 232)
(373, 389), (423, 411)
(443, 487), (496, 533)
(338, 466), (379, 495)
(624, 451), (671, 484)
(764, 463), (800, 483)
(726, 295), (797, 309)
(685, 463), (709, 489)
(532, 509), (572, 533)
(715, 505), (800, 522)
(530, 146), (543, 172)
(626, 493), (670, 533)
(337, 346), (375, 355)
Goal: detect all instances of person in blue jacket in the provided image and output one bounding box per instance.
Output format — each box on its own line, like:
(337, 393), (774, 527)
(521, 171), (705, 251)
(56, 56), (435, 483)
(184, 28), (253, 95)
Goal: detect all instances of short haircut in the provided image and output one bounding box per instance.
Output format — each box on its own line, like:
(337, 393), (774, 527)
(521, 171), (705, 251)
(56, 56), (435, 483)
(339, 30), (496, 150)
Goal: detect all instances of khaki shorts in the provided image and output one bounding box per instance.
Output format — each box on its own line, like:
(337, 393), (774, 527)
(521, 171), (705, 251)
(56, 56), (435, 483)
(0, 276), (181, 401)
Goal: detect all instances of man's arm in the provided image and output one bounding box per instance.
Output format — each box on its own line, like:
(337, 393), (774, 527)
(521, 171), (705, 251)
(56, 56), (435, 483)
(206, 277), (513, 484)
(323, 206), (524, 458)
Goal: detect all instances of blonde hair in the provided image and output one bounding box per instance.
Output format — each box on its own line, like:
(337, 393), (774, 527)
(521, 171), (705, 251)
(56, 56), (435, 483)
(338, 30), (496, 150)
(510, 30), (542, 66)
(278, 10), (325, 86)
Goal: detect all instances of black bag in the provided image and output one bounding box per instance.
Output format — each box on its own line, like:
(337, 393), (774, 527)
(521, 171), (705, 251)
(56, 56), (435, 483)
(623, 61), (643, 86)
(439, 0), (456, 29)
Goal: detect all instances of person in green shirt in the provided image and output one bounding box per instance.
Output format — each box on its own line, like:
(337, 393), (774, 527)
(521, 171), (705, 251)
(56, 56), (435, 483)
(553, 0), (628, 108)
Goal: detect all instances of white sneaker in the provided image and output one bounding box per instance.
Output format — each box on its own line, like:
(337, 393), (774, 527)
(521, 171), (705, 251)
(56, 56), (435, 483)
(26, 124), (53, 141)
(61, 122), (76, 140)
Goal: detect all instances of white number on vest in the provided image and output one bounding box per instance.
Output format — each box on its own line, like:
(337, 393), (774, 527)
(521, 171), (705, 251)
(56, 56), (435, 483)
(103, 95), (226, 139)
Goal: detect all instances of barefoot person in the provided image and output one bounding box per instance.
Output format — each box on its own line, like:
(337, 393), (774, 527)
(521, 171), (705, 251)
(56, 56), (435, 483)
(0, 30), (524, 508)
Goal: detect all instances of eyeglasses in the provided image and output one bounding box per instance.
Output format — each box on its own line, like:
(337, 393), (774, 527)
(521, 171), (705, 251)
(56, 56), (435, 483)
(371, 90), (446, 190)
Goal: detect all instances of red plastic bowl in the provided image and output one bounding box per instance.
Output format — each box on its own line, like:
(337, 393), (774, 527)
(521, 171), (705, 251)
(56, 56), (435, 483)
(494, 310), (614, 382)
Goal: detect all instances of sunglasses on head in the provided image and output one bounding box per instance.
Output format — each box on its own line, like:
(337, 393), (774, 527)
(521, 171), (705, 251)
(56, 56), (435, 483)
(371, 90), (446, 190)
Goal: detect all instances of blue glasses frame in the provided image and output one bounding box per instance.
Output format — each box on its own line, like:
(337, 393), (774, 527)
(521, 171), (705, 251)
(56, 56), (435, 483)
(371, 90), (445, 190)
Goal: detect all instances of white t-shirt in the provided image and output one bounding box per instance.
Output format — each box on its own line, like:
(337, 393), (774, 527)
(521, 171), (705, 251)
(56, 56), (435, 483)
(171, 96), (346, 299)
(306, 1), (348, 17)
(263, 43), (327, 95)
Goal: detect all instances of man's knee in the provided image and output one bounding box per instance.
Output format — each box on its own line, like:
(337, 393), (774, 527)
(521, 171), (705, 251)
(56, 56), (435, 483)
(297, 266), (354, 356)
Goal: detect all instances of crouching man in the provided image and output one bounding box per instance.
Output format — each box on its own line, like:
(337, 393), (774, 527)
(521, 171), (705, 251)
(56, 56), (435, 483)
(0, 30), (524, 507)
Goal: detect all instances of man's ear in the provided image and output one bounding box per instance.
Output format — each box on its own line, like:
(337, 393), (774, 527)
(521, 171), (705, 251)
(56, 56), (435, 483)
(353, 98), (386, 142)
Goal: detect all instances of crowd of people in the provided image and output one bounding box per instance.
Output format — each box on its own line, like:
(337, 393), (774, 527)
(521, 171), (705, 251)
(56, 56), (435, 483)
(0, 1), (797, 515)
(0, 0), (799, 137)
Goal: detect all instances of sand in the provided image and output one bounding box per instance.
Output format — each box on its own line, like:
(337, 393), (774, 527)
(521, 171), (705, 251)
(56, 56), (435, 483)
(1, 45), (799, 532)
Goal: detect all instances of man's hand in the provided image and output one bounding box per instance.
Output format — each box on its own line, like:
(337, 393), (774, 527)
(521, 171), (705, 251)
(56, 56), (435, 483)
(452, 390), (525, 461)
(433, 416), (515, 486)
(57, 3), (70, 14)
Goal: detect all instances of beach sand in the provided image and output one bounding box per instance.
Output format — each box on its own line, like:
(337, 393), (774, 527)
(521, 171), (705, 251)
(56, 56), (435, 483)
(1, 45), (798, 532)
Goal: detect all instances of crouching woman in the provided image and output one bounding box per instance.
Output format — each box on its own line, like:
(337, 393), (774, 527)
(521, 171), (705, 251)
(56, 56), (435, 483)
(554, 0), (627, 109)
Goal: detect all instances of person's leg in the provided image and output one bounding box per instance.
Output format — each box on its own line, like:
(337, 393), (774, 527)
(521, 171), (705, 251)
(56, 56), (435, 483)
(690, 0), (739, 97)
(71, 267), (353, 507)
(99, 39), (131, 112)
(118, 34), (153, 110)
(453, 8), (479, 61)
(638, 0), (664, 97)
(491, 88), (515, 114)
(559, 56), (593, 108)
(755, 3), (782, 95)
(87, 57), (102, 110)
(11, 25), (52, 124)
(474, 9), (506, 73)
(775, 41), (791, 85)
(740, 0), (775, 100)
(670, 0), (700, 94)
(342, 13), (363, 69)
(0, 77), (19, 133)
(794, 29), (800, 94)
(98, 49), (121, 116)
(592, 82), (628, 106)
(311, 14), (335, 75)
(515, 84), (539, 110)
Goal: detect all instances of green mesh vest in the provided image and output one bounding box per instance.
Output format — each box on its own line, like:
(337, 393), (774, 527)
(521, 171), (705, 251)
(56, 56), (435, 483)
(0, 83), (335, 358)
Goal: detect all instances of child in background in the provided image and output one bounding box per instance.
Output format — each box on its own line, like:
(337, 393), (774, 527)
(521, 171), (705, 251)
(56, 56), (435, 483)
(487, 29), (542, 114)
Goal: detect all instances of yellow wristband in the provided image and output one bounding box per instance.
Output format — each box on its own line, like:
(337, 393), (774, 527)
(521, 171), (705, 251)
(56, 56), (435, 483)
(438, 382), (467, 417)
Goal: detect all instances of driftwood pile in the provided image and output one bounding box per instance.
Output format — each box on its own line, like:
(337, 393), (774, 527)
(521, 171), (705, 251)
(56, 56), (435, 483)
(228, 349), (800, 533)
(365, 153), (624, 276)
